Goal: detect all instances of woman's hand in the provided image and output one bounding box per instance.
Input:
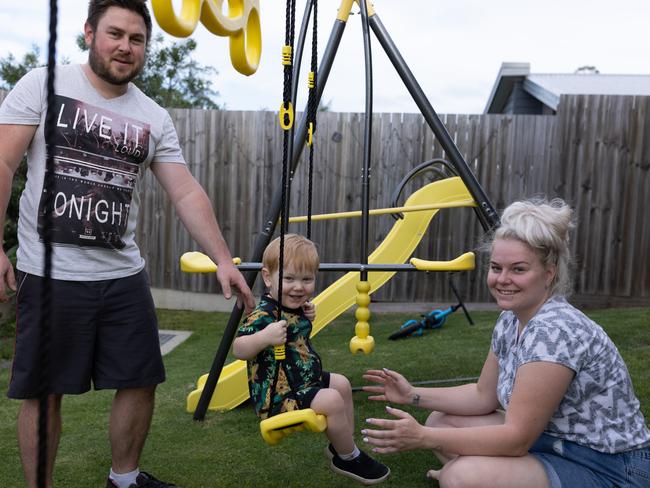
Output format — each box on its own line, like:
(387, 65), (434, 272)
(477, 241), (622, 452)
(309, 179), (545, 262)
(263, 320), (287, 346)
(362, 368), (415, 405)
(362, 406), (426, 453)
(303, 301), (316, 321)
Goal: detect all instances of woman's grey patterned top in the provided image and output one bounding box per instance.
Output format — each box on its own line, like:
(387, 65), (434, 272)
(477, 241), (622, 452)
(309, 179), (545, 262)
(492, 296), (650, 453)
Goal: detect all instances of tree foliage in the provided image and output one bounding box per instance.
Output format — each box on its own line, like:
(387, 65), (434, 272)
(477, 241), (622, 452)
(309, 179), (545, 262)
(0, 46), (42, 91)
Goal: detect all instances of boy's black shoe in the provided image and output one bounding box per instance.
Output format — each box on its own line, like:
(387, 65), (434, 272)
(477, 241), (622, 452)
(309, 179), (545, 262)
(330, 450), (390, 485)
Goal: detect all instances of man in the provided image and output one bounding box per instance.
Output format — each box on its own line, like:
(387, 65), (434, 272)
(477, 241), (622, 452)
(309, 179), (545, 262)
(0, 1), (255, 487)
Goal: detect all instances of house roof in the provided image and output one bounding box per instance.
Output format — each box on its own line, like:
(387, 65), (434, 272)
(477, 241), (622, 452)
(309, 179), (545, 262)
(485, 62), (650, 113)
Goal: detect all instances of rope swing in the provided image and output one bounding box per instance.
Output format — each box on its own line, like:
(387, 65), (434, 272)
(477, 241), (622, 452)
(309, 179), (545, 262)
(259, 0), (327, 445)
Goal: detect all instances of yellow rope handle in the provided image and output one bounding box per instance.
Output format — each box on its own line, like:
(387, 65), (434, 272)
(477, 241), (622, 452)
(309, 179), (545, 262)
(279, 102), (294, 130)
(282, 45), (293, 65)
(274, 345), (286, 360)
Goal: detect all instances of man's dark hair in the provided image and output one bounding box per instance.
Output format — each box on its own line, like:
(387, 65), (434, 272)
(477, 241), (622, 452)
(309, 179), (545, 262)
(86, 0), (153, 43)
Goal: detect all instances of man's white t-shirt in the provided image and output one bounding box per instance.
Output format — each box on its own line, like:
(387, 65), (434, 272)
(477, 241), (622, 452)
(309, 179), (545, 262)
(0, 64), (186, 280)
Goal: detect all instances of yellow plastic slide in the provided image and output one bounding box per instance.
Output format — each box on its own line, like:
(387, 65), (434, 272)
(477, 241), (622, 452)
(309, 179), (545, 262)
(185, 176), (475, 412)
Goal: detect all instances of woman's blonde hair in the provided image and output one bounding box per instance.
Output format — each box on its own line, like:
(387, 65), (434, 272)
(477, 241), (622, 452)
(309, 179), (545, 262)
(492, 198), (574, 296)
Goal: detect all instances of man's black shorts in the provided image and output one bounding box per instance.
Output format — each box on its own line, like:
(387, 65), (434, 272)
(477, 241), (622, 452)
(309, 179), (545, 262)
(8, 270), (165, 399)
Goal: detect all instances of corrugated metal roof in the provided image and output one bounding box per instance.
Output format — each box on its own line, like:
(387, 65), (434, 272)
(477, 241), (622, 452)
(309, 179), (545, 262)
(528, 73), (650, 96)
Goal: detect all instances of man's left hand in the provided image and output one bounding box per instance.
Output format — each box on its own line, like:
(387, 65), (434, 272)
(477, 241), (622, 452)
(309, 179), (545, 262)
(215, 262), (255, 314)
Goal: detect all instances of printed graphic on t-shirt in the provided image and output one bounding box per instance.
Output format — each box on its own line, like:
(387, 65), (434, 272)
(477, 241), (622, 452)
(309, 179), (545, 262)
(37, 95), (149, 249)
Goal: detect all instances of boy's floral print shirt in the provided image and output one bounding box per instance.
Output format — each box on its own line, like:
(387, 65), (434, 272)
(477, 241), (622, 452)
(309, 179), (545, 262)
(237, 295), (323, 419)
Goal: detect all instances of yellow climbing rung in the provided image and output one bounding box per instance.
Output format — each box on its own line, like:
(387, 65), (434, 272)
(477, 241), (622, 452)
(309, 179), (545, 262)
(410, 252), (475, 271)
(260, 409), (327, 445)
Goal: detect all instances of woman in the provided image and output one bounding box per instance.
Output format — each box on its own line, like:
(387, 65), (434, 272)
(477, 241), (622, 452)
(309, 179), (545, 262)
(362, 199), (650, 487)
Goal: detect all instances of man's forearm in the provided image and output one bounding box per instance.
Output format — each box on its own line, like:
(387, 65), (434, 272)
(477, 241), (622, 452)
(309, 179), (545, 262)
(173, 184), (234, 266)
(0, 123), (38, 247)
(0, 162), (16, 247)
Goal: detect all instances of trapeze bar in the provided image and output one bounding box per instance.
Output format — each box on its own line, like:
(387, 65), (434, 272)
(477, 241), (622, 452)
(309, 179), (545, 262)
(287, 198), (476, 223)
(180, 251), (475, 274)
(279, 263), (426, 272)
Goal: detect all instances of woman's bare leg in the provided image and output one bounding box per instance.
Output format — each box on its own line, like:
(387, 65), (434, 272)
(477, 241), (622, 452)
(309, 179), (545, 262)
(431, 454), (549, 488)
(425, 410), (504, 468)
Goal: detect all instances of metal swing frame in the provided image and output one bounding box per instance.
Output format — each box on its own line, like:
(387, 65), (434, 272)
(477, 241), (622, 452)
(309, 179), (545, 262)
(192, 0), (499, 421)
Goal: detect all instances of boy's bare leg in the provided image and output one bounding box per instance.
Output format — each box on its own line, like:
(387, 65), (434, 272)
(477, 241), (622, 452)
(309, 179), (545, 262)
(311, 387), (355, 454)
(328, 373), (354, 434)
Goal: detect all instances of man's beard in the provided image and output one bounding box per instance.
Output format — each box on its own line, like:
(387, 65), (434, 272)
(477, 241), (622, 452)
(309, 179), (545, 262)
(88, 39), (144, 86)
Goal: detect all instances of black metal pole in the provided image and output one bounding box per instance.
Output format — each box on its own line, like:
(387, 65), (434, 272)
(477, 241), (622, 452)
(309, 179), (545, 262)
(449, 275), (474, 326)
(193, 14), (350, 421)
(368, 13), (499, 231)
(359, 0), (373, 281)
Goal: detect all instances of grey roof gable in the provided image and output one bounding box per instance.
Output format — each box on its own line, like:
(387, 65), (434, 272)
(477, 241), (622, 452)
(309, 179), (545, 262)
(485, 62), (650, 113)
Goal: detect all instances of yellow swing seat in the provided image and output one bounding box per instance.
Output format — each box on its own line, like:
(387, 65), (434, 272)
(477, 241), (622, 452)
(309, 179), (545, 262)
(260, 408), (327, 445)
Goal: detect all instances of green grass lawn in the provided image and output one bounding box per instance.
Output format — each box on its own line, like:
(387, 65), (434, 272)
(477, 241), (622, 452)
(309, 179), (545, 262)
(0, 306), (648, 487)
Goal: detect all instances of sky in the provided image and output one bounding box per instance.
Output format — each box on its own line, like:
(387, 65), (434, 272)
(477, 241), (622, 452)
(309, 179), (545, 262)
(1, 1), (650, 114)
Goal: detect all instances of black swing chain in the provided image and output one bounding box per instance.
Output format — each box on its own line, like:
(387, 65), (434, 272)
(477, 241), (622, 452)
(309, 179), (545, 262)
(306, 0), (318, 239)
(39, 1), (58, 487)
(277, 0), (297, 321)
(263, 0), (297, 417)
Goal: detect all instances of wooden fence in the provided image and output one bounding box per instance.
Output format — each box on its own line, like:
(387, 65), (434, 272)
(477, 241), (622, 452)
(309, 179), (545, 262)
(139, 95), (649, 306)
(2, 89), (649, 305)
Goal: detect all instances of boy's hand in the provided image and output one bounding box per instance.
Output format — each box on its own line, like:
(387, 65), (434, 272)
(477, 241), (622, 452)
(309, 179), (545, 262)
(264, 319), (288, 346)
(303, 301), (316, 321)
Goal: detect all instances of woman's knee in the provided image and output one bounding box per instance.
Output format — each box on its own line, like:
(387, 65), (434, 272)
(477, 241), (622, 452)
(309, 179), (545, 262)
(438, 457), (484, 488)
(426, 410), (451, 428)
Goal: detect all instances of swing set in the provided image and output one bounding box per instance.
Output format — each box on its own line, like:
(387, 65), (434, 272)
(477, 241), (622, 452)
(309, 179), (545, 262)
(28, 2), (501, 485)
(152, 0), (500, 445)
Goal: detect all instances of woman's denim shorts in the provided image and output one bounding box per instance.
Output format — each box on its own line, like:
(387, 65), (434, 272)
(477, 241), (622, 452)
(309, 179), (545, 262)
(529, 433), (650, 487)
